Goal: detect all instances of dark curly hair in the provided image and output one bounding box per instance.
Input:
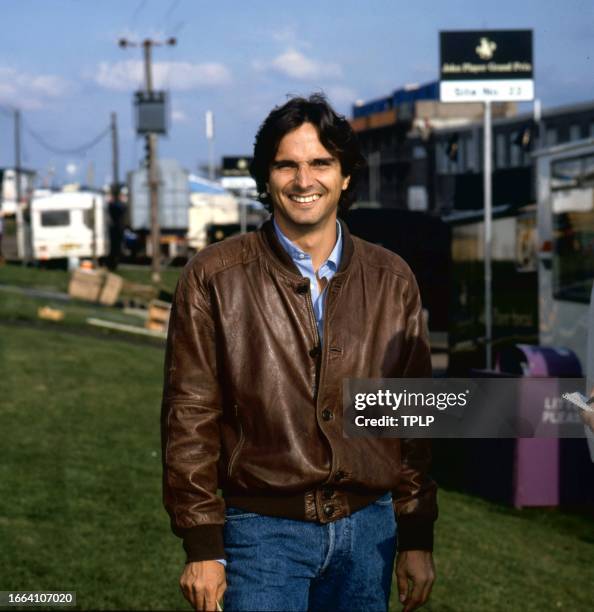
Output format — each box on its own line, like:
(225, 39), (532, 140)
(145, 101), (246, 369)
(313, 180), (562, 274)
(250, 93), (366, 215)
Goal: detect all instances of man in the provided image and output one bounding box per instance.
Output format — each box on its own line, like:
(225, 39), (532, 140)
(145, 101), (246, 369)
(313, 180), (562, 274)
(161, 94), (437, 612)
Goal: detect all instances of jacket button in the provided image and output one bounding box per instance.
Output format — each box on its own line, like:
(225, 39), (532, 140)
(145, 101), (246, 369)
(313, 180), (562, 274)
(321, 409), (333, 421)
(322, 487), (333, 500)
(296, 284), (309, 294)
(323, 504), (335, 517)
(334, 470), (346, 482)
(309, 346), (320, 357)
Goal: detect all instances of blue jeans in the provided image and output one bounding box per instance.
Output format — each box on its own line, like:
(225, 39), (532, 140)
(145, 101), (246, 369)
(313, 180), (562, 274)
(223, 493), (397, 611)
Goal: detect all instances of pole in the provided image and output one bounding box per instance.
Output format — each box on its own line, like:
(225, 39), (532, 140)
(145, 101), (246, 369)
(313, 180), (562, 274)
(206, 111), (215, 181)
(143, 40), (153, 93)
(86, 161), (95, 188)
(14, 108), (26, 263)
(111, 112), (120, 188)
(142, 40), (160, 283)
(92, 197), (98, 266)
(119, 36), (176, 282)
(483, 101), (493, 370)
(148, 133), (160, 282)
(533, 98), (543, 151)
(240, 187), (247, 234)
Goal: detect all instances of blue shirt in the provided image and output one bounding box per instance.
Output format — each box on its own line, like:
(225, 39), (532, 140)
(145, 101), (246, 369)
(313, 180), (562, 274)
(273, 218), (343, 342)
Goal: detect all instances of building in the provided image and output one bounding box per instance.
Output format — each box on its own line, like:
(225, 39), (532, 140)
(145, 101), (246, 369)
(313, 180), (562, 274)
(432, 100), (594, 214)
(351, 81), (517, 211)
(351, 83), (594, 215)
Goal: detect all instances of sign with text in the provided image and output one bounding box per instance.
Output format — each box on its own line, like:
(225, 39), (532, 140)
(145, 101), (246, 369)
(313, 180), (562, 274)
(439, 30), (534, 102)
(222, 156), (253, 177)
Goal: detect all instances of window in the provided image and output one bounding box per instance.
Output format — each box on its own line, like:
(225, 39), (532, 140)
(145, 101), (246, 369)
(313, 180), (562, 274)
(40, 210), (70, 227)
(436, 143), (447, 174)
(546, 128), (557, 146)
(83, 208), (95, 230)
(552, 209), (594, 303)
(466, 135), (477, 171)
(457, 136), (466, 171)
(496, 133), (507, 169)
(569, 125), (582, 142)
(510, 134), (521, 166)
(551, 153), (594, 303)
(552, 155), (594, 190)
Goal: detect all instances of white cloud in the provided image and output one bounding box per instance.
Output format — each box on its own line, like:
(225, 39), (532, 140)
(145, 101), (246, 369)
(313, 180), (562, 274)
(94, 60), (231, 91)
(0, 67), (70, 109)
(270, 25), (311, 49)
(257, 49), (341, 80)
(171, 109), (188, 123)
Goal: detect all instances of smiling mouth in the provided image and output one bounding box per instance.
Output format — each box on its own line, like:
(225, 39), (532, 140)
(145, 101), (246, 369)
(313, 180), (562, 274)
(288, 194), (322, 204)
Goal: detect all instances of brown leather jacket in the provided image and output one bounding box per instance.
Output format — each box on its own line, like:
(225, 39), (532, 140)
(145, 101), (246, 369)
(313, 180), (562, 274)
(161, 219), (438, 562)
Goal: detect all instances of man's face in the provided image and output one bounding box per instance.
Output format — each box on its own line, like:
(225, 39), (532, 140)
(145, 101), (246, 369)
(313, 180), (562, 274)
(267, 122), (350, 233)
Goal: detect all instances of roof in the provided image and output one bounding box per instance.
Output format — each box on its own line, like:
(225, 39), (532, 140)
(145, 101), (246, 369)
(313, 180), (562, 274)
(188, 174), (229, 195)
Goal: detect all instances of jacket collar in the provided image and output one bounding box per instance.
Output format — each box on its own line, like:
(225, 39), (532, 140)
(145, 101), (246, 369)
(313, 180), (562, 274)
(260, 217), (355, 278)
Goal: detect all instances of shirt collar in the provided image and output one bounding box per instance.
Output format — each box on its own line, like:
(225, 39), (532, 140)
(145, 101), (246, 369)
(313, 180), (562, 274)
(273, 217), (342, 270)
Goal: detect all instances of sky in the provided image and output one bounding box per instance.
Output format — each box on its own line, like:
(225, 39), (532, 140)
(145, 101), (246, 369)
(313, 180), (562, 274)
(0, 0), (592, 186)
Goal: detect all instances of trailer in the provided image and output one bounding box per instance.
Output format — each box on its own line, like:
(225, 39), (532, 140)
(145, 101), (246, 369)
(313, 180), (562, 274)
(30, 190), (108, 262)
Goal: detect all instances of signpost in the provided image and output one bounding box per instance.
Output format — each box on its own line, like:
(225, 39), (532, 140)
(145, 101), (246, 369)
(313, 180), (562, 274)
(439, 30), (534, 369)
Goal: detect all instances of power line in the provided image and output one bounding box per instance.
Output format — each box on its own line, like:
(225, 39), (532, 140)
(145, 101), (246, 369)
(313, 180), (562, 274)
(161, 0), (181, 24)
(24, 121), (111, 157)
(129, 0), (150, 25)
(168, 20), (187, 38)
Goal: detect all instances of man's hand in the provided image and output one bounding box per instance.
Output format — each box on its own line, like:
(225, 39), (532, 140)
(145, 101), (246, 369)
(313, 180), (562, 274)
(179, 560), (226, 611)
(395, 550), (435, 611)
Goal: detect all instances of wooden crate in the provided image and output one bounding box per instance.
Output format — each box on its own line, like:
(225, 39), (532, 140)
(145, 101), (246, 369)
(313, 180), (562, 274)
(99, 273), (124, 306)
(120, 281), (159, 306)
(146, 299), (171, 332)
(68, 269), (104, 302)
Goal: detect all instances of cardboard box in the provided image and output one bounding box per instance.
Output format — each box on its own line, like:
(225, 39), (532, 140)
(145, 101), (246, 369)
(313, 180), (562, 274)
(68, 269), (124, 305)
(99, 273), (124, 306)
(146, 299), (171, 332)
(68, 269), (104, 302)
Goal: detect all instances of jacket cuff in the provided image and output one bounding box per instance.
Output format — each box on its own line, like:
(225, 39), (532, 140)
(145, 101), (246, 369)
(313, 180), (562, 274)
(396, 516), (434, 552)
(182, 525), (226, 563)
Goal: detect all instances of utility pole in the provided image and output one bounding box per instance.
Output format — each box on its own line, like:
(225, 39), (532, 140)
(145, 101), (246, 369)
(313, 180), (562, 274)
(110, 112), (119, 192)
(14, 108), (26, 263)
(119, 36), (176, 283)
(483, 101), (493, 370)
(107, 111), (124, 271)
(205, 110), (215, 181)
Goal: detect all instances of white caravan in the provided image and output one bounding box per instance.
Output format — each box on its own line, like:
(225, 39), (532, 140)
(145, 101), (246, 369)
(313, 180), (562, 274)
(30, 190), (108, 261)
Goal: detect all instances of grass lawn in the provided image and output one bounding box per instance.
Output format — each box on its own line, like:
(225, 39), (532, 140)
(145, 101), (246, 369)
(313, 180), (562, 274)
(1, 324), (593, 610)
(0, 261), (183, 295)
